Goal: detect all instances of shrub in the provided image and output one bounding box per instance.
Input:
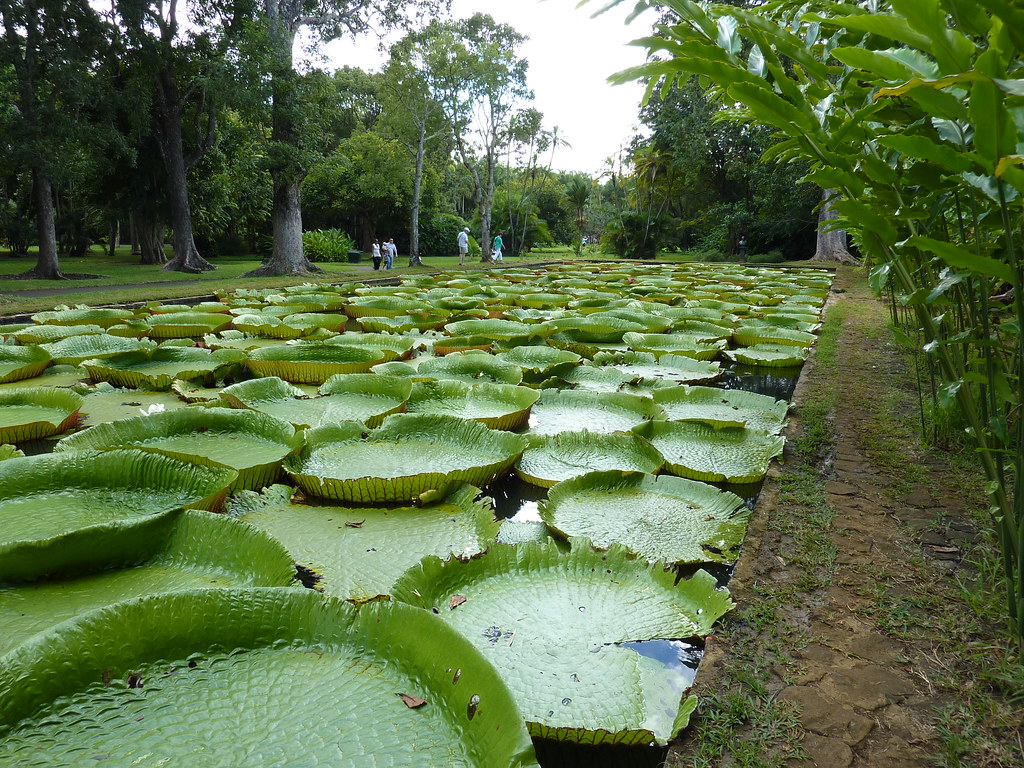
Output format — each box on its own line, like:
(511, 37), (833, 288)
(685, 247), (728, 262)
(303, 229), (357, 262)
(419, 212), (467, 258)
(748, 249), (786, 264)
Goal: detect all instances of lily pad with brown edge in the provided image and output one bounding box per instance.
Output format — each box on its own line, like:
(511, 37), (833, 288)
(417, 350), (524, 385)
(0, 449), (238, 583)
(0, 589), (539, 768)
(81, 347), (246, 390)
(651, 385), (789, 434)
(406, 379), (539, 431)
(432, 335), (494, 355)
(284, 413), (528, 504)
(246, 342), (387, 384)
(0, 509), (297, 656)
(39, 334), (157, 366)
(540, 471), (748, 565)
(527, 389), (665, 436)
(392, 539), (733, 746)
(515, 429), (664, 488)
(632, 420), (785, 484)
(55, 407), (302, 493)
(229, 483), (498, 602)
(0, 387), (84, 443)
(0, 345), (51, 384)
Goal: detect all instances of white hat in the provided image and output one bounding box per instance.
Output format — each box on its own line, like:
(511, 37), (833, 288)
(463, 227), (470, 232)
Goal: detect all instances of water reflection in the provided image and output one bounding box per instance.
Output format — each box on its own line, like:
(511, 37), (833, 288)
(719, 364), (800, 401)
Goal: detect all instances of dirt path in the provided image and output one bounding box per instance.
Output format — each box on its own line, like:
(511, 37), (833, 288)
(669, 268), (1022, 767)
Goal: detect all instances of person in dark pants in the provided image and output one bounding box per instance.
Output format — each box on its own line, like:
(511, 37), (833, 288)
(371, 239), (382, 270)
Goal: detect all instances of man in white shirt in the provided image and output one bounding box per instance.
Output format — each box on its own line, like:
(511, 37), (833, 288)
(457, 227), (470, 266)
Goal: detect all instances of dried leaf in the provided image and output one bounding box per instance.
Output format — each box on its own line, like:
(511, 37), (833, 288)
(450, 594), (467, 610)
(345, 520), (364, 528)
(397, 693), (427, 709)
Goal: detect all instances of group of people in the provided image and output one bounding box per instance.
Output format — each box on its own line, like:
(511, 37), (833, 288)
(371, 238), (397, 270)
(457, 227), (504, 265)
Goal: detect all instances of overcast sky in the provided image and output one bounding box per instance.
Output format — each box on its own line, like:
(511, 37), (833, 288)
(303, 0), (656, 176)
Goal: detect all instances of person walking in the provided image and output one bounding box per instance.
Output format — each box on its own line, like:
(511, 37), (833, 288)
(492, 231), (504, 262)
(371, 239), (382, 271)
(384, 238), (396, 270)
(457, 227), (470, 266)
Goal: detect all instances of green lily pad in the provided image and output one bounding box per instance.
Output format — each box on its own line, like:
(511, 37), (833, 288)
(323, 332), (416, 361)
(39, 334), (157, 365)
(433, 335), (494, 355)
(651, 385), (789, 433)
(633, 420), (785, 484)
(556, 364), (633, 392)
(11, 324), (106, 345)
(230, 483), (498, 602)
(621, 332), (728, 361)
(285, 414), (528, 504)
(515, 430), (664, 488)
(82, 347), (246, 390)
(541, 471), (748, 565)
(56, 407), (302, 493)
(30, 307), (136, 328)
(143, 312), (234, 338)
(593, 350), (724, 386)
(494, 345), (582, 377)
(393, 541), (733, 745)
(346, 295), (425, 318)
(220, 374), (411, 429)
(231, 313), (308, 339)
(407, 379), (539, 431)
(76, 384), (192, 426)
(0, 449), (238, 583)
(417, 351), (524, 385)
(0, 345), (51, 383)
(202, 331), (286, 351)
(246, 342), (387, 384)
(443, 318), (545, 340)
(0, 387), (84, 443)
(725, 343), (809, 368)
(733, 325), (816, 348)
(528, 389), (664, 435)
(0, 589), (538, 768)
(0, 510), (296, 656)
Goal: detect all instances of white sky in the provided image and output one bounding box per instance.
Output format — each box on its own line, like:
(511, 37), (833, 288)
(303, 0), (655, 176)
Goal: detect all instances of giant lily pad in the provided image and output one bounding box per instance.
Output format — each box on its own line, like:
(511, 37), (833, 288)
(0, 387), (83, 443)
(0, 449), (238, 583)
(246, 342), (387, 384)
(515, 430), (664, 488)
(725, 343), (809, 368)
(633, 420), (785, 484)
(143, 312), (233, 338)
(494, 345), (582, 378)
(231, 313), (308, 339)
(651, 385), (789, 433)
(528, 389), (665, 435)
(39, 333), (157, 366)
(393, 541), (733, 745)
(733, 325), (816, 348)
(593, 350), (723, 387)
(443, 318), (544, 341)
(345, 295), (425, 318)
(323, 332), (416, 361)
(417, 351), (524, 385)
(0, 589), (538, 768)
(541, 471), (748, 565)
(285, 414), (528, 503)
(82, 347), (246, 390)
(11, 323), (105, 345)
(0, 345), (51, 383)
(621, 332), (728, 361)
(56, 407), (302, 492)
(0, 510), (296, 656)
(407, 379), (539, 430)
(230, 483), (498, 602)
(30, 307), (136, 328)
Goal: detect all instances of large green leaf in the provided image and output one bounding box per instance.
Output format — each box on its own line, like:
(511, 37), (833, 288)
(651, 385), (789, 433)
(0, 345), (51, 383)
(516, 430), (664, 488)
(621, 332), (728, 360)
(247, 342), (387, 383)
(495, 344), (582, 376)
(407, 379), (539, 431)
(541, 471), (748, 565)
(230, 483), (497, 602)
(444, 318), (545, 340)
(11, 323), (106, 345)
(593, 350), (724, 386)
(633, 420), (785, 484)
(0, 510), (296, 656)
(417, 351), (525, 385)
(528, 389), (665, 435)
(0, 589), (539, 767)
(55, 407), (302, 493)
(323, 332), (417, 361)
(39, 333), (157, 365)
(732, 325), (816, 348)
(393, 541), (733, 745)
(724, 343), (809, 368)
(76, 383), (192, 425)
(0, 449), (238, 582)
(82, 347), (246, 390)
(285, 414), (528, 503)
(30, 307), (136, 328)
(143, 312), (234, 338)
(0, 387), (83, 443)
(231, 313), (308, 339)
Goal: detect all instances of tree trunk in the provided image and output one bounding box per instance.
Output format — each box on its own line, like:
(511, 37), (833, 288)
(133, 208), (166, 265)
(812, 188), (857, 263)
(408, 128), (426, 267)
(26, 167), (63, 279)
(155, 68), (215, 274)
(243, 4), (320, 278)
(107, 219), (119, 258)
(479, 154), (497, 263)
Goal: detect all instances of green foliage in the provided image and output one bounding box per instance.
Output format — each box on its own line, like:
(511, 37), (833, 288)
(418, 212), (467, 258)
(585, 0), (1024, 651)
(302, 229), (357, 263)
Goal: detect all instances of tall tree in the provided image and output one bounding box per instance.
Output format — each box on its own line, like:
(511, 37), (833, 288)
(245, 0), (443, 277)
(0, 0), (106, 279)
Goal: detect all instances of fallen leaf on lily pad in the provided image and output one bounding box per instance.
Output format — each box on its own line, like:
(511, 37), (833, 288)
(450, 594), (467, 610)
(397, 693), (427, 709)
